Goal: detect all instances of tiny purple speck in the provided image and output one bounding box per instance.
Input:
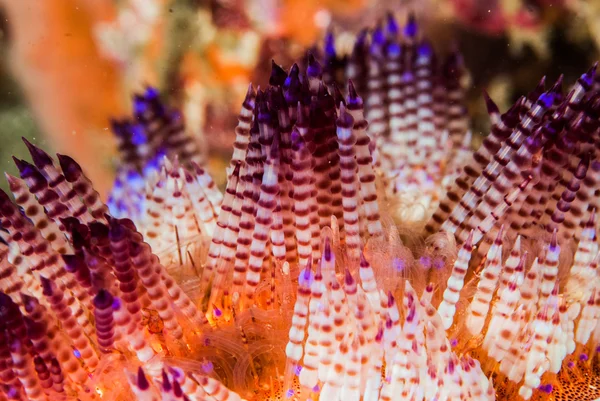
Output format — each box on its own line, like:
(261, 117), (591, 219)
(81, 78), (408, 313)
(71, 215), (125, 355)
(112, 298), (121, 310)
(294, 365), (302, 376)
(7, 386), (18, 397)
(567, 361), (575, 368)
(286, 389), (294, 398)
(393, 258), (406, 272)
(312, 385), (320, 392)
(450, 339), (458, 347)
(420, 256), (432, 269)
(579, 353), (588, 361)
(201, 361), (213, 374)
(73, 349), (81, 358)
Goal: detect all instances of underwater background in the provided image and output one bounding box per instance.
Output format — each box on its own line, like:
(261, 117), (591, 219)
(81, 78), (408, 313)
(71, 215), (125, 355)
(1, 0), (598, 194)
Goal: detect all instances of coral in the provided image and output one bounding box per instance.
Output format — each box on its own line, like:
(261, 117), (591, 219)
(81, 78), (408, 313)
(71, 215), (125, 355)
(1, 12), (600, 401)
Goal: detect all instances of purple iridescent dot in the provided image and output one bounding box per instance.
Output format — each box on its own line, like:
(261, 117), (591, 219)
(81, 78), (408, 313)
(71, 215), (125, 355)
(433, 258), (445, 270)
(393, 258), (405, 272)
(213, 307), (222, 318)
(312, 385), (320, 392)
(286, 389), (294, 398)
(539, 384), (553, 393)
(567, 361), (575, 368)
(294, 365), (302, 376)
(579, 353), (589, 361)
(201, 360), (213, 374)
(596, 345), (600, 353)
(450, 339), (458, 347)
(73, 349), (81, 358)
(6, 386), (18, 398)
(420, 256), (432, 269)
(111, 298), (121, 310)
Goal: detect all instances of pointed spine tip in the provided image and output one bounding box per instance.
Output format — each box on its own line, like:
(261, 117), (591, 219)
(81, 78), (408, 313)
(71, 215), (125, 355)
(162, 370), (172, 392)
(93, 289), (114, 309)
(40, 276), (53, 296)
(387, 291), (395, 307)
(22, 137), (53, 168)
(307, 53), (322, 77)
(344, 269), (354, 286)
(550, 74), (564, 93)
(57, 154), (82, 182)
(137, 367), (149, 390)
(12, 156), (30, 174)
(359, 250), (367, 267)
(465, 230), (474, 247)
(550, 229), (558, 249)
(4, 173), (20, 191)
(324, 237), (332, 261)
(482, 90), (499, 115)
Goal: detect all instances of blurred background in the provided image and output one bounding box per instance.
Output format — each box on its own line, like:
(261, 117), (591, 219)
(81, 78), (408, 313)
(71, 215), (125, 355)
(0, 0), (599, 195)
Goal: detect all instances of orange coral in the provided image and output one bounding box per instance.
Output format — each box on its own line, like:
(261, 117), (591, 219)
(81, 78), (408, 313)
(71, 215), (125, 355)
(1, 0), (125, 196)
(278, 0), (366, 45)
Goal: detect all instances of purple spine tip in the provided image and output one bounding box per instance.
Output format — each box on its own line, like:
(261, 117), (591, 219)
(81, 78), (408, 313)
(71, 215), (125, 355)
(173, 380), (183, 397)
(417, 40), (432, 57)
(12, 157), (34, 176)
(324, 237), (332, 261)
(307, 53), (322, 78)
(269, 60), (288, 87)
(40, 277), (53, 296)
(61, 254), (81, 273)
(404, 12), (418, 38)
(93, 289), (114, 309)
(344, 269), (354, 286)
(137, 367), (150, 390)
(162, 370), (172, 392)
(324, 30), (336, 58)
(482, 90), (499, 115)
(22, 137), (53, 168)
(385, 12), (399, 36)
(550, 74), (564, 93)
